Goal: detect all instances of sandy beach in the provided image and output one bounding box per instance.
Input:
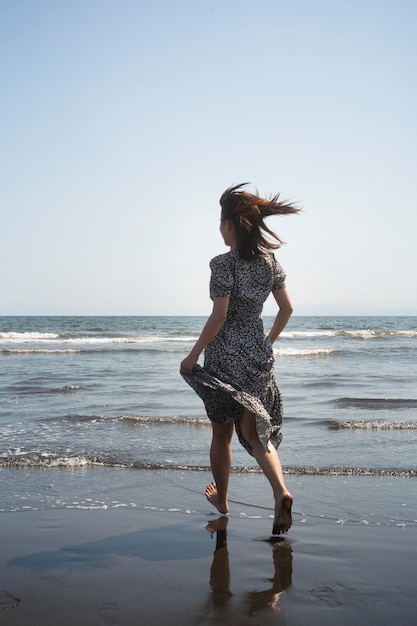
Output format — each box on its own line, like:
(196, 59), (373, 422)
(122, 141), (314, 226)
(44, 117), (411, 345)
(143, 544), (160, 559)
(1, 470), (416, 626)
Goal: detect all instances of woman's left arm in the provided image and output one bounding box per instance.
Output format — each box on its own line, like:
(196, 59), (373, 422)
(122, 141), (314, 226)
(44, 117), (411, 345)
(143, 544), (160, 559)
(267, 288), (294, 344)
(180, 297), (229, 375)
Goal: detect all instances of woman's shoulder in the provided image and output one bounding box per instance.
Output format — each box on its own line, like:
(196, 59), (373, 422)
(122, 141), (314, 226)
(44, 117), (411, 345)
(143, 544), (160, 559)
(266, 253), (286, 289)
(209, 251), (238, 267)
(264, 252), (284, 269)
(210, 251), (284, 271)
(210, 251), (282, 265)
(248, 252), (283, 273)
(257, 253), (286, 284)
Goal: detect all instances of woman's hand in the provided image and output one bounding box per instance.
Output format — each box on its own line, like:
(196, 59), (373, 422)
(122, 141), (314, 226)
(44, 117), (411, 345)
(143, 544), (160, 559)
(180, 353), (198, 375)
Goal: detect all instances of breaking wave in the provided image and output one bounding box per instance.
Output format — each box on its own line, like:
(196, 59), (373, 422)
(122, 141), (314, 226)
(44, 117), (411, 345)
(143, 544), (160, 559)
(335, 397), (417, 410)
(52, 414), (210, 426)
(282, 329), (417, 340)
(1, 454), (415, 477)
(275, 347), (341, 357)
(328, 420), (417, 430)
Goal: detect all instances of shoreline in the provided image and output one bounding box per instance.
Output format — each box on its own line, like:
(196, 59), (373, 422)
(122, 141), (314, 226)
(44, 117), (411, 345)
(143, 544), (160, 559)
(1, 473), (417, 625)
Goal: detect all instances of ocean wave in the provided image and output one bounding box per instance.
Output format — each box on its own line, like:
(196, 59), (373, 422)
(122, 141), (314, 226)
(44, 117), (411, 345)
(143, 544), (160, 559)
(0, 347), (188, 357)
(282, 329), (417, 340)
(335, 397), (417, 410)
(54, 414), (210, 426)
(0, 455), (99, 468)
(337, 330), (382, 340)
(58, 335), (197, 345)
(30, 413), (209, 425)
(0, 332), (197, 345)
(5, 384), (82, 396)
(2, 327), (415, 345)
(1, 454), (415, 476)
(0, 332), (59, 341)
(0, 346), (188, 356)
(328, 420), (417, 430)
(119, 415), (209, 426)
(1, 349), (84, 355)
(274, 347), (341, 357)
(57, 385), (81, 393)
(282, 330), (336, 339)
(54, 412), (210, 427)
(284, 466), (417, 477)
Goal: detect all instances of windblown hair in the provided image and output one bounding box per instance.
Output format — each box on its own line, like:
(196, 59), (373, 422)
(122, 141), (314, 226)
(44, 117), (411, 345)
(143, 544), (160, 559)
(220, 183), (300, 260)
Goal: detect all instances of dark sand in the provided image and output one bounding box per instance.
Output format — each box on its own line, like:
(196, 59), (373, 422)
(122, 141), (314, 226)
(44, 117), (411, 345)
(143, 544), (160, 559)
(1, 473), (416, 625)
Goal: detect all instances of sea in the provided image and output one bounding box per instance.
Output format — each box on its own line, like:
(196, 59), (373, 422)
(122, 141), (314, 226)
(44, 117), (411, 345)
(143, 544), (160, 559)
(1, 315), (416, 520)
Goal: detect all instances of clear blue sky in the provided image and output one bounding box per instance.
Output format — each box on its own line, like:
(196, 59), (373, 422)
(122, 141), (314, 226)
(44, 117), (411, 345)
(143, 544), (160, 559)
(2, 0), (416, 315)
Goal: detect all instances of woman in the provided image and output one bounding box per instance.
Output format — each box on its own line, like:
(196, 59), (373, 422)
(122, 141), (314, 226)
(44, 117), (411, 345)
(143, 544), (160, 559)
(180, 183), (299, 535)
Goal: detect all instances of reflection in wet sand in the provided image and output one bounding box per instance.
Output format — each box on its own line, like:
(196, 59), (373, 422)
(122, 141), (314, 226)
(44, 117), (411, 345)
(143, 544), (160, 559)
(205, 517), (293, 617)
(246, 537), (293, 615)
(206, 517), (233, 608)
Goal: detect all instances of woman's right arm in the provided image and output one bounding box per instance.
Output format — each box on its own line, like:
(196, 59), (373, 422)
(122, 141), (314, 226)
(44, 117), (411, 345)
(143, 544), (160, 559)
(180, 297), (229, 375)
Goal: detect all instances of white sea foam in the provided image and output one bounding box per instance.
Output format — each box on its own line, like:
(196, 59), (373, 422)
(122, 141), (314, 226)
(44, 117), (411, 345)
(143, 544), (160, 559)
(282, 330), (336, 339)
(282, 329), (417, 339)
(0, 333), (196, 345)
(332, 420), (417, 430)
(342, 330), (376, 339)
(1, 349), (81, 355)
(2, 329), (414, 345)
(60, 335), (197, 344)
(0, 332), (59, 342)
(274, 347), (341, 357)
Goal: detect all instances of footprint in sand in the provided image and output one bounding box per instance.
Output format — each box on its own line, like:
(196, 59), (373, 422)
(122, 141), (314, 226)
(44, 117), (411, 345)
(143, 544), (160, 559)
(0, 590), (20, 610)
(95, 602), (120, 625)
(310, 586), (339, 607)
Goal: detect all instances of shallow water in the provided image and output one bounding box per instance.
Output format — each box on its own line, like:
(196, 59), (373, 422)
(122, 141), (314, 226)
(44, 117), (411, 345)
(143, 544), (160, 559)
(1, 315), (416, 512)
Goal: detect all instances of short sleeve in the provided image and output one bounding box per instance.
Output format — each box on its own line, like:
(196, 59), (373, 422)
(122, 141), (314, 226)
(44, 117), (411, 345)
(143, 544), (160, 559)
(209, 255), (234, 299)
(271, 255), (286, 291)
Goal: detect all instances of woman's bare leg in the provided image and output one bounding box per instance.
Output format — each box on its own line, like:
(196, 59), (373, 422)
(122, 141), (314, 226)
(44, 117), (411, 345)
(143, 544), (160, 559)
(206, 422), (234, 514)
(239, 408), (293, 534)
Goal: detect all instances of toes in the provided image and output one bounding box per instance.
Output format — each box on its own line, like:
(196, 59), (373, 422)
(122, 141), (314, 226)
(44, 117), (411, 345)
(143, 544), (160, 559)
(205, 483), (217, 497)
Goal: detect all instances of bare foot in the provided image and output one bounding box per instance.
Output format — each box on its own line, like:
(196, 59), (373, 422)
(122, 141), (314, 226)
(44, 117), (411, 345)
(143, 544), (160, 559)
(272, 495), (293, 535)
(205, 483), (229, 514)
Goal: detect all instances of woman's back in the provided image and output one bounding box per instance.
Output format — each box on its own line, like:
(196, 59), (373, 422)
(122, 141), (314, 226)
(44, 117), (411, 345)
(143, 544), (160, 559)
(210, 251), (286, 320)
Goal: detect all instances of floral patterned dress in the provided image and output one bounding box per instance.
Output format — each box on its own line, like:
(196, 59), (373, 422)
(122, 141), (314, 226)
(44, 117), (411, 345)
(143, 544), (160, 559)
(181, 250), (286, 455)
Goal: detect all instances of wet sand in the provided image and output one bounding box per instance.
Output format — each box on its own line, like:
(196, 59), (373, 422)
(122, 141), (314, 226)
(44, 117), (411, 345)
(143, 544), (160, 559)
(1, 474), (416, 625)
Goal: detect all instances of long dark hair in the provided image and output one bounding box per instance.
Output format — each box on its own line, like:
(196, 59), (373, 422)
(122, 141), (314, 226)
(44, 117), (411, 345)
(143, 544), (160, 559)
(220, 183), (300, 260)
